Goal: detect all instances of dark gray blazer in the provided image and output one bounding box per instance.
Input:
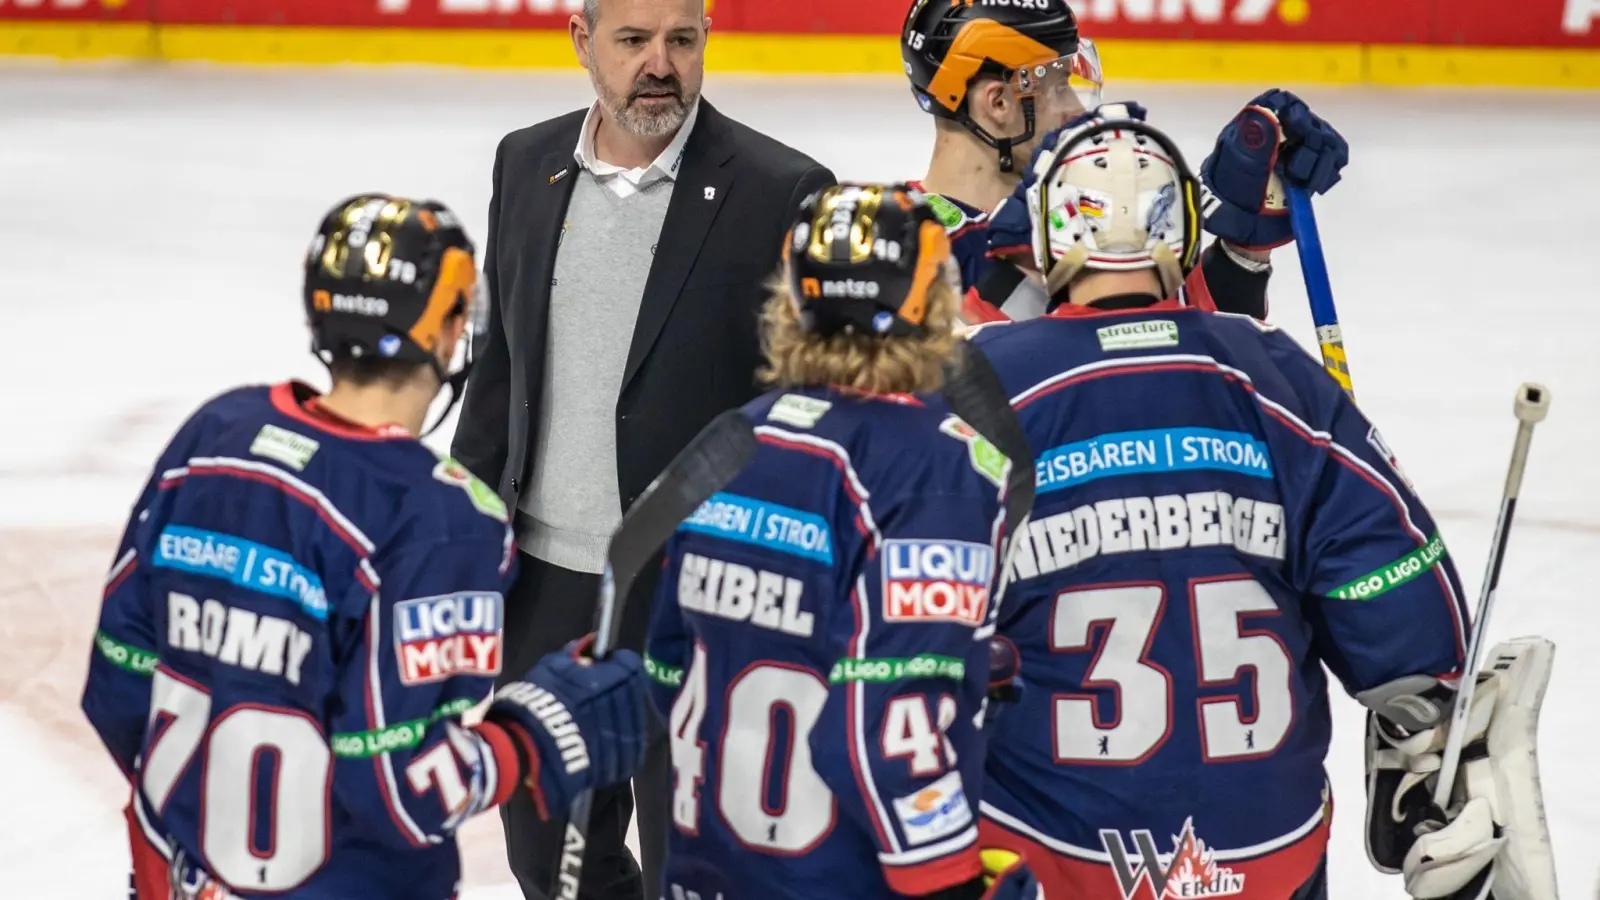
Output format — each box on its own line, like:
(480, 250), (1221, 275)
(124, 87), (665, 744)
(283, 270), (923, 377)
(452, 99), (835, 525)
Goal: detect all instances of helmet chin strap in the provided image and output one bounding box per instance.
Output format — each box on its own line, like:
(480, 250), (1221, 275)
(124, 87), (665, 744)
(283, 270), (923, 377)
(421, 354), (472, 439)
(960, 96), (1038, 176)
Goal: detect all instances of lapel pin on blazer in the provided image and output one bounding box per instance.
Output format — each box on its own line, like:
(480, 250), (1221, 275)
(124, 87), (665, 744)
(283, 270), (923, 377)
(704, 186), (716, 200)
(549, 168), (570, 185)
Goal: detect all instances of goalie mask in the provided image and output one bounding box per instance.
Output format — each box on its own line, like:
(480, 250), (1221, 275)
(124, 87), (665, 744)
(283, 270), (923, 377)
(784, 183), (953, 339)
(303, 193), (488, 434)
(1028, 108), (1203, 301)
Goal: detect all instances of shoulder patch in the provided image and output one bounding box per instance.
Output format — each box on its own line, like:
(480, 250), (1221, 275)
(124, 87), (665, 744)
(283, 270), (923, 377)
(767, 393), (832, 429)
(432, 457), (508, 522)
(1097, 319), (1179, 352)
(939, 415), (1008, 488)
(250, 423), (319, 470)
(924, 193), (969, 231)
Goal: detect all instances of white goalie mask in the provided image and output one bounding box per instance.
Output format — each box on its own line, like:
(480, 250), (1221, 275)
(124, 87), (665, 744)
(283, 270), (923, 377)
(1027, 106), (1202, 300)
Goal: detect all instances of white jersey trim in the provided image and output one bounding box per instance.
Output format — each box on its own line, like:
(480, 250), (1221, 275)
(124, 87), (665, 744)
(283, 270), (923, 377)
(879, 823), (979, 867)
(105, 547), (138, 587)
(367, 593), (433, 846)
(753, 425), (882, 547)
(173, 456), (377, 552)
(850, 572), (903, 856)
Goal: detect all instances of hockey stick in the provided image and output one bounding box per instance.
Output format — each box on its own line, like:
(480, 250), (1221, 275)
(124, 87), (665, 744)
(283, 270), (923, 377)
(551, 409), (759, 900)
(940, 341), (1036, 550)
(1431, 383), (1551, 808)
(1286, 185), (1355, 400)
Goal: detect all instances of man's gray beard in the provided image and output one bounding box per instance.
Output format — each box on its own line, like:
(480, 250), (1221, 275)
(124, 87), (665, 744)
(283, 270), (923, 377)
(596, 78), (698, 139)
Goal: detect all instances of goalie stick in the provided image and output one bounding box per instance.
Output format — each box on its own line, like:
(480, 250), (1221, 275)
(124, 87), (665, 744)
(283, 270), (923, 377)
(550, 408), (759, 900)
(940, 340), (1036, 559)
(1432, 382), (1551, 807)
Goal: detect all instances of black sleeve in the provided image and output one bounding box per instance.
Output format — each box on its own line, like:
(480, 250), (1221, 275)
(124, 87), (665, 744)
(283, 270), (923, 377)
(786, 164), (837, 219)
(451, 136), (514, 487)
(1199, 241), (1271, 321)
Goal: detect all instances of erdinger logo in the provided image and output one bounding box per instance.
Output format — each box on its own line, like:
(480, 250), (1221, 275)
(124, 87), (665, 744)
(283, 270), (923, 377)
(393, 592), (503, 685)
(1100, 818), (1246, 900)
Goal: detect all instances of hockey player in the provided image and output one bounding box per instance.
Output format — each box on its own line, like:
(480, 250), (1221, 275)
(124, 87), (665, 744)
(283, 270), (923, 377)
(643, 184), (1040, 900)
(964, 114), (1554, 900)
(900, 0), (1349, 324)
(80, 194), (652, 900)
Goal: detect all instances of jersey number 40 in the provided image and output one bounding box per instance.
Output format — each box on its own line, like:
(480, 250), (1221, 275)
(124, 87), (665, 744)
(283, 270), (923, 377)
(668, 645), (953, 852)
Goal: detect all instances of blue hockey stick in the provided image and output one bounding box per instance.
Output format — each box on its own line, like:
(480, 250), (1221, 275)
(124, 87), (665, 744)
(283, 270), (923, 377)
(1286, 184), (1354, 399)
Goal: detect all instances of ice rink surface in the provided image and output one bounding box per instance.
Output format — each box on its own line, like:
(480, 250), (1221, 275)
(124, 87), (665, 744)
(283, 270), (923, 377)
(2, 61), (1597, 899)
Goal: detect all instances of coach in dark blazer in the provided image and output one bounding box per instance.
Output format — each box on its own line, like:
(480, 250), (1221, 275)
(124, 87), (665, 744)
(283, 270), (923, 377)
(450, 1), (833, 898)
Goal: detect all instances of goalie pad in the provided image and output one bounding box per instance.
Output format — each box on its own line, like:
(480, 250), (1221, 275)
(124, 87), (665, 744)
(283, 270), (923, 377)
(1360, 636), (1557, 900)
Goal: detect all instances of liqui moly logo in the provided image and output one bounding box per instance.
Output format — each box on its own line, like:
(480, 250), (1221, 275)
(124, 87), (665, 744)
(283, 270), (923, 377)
(393, 591), (503, 685)
(1100, 818), (1246, 900)
(881, 539), (993, 627)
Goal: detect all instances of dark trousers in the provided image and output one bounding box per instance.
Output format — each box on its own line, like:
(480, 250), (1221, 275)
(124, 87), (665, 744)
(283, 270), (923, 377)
(498, 550), (669, 900)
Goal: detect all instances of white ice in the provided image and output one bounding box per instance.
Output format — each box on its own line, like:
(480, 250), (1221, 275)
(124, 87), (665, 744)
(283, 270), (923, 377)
(1, 62), (1596, 899)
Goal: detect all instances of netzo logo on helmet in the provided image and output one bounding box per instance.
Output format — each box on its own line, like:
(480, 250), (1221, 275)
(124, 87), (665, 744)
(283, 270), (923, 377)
(800, 278), (882, 300)
(312, 290), (390, 317)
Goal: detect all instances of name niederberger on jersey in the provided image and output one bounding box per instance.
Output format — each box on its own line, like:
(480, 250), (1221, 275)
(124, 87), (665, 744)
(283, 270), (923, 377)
(167, 591), (315, 685)
(1010, 491), (1286, 580)
(681, 491), (834, 564)
(677, 552), (814, 637)
(393, 592), (503, 686)
(883, 539), (995, 627)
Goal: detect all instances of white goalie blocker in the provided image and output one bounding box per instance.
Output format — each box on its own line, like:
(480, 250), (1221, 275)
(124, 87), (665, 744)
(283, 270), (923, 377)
(1360, 635), (1559, 900)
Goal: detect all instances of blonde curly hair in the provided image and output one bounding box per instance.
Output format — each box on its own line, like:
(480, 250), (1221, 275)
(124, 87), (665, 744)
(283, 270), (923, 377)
(757, 269), (961, 396)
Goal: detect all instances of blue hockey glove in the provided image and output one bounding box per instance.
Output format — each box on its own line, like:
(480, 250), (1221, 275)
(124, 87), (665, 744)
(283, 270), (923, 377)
(1201, 89), (1349, 250)
(485, 635), (651, 818)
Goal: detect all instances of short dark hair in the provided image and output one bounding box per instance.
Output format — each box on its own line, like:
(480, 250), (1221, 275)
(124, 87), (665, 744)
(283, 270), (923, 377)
(584, 0), (598, 28)
(327, 354), (430, 390)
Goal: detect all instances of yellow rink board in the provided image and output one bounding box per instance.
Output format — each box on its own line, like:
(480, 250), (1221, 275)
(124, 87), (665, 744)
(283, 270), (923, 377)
(3, 22), (1599, 89)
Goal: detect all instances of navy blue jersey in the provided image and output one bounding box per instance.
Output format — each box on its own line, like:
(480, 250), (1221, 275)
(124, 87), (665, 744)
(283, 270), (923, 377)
(920, 190), (992, 294)
(967, 305), (1470, 900)
(81, 382), (520, 900)
(645, 386), (1017, 900)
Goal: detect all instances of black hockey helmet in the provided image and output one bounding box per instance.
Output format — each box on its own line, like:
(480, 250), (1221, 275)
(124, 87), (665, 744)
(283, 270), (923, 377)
(303, 194), (486, 431)
(902, 0), (1099, 173)
(783, 183), (952, 338)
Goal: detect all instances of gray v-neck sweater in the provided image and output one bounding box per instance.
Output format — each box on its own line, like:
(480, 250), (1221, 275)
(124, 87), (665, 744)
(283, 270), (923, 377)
(516, 168), (674, 573)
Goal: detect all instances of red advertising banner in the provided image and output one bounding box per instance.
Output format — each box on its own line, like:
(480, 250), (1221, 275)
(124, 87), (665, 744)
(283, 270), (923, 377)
(3, 0), (1597, 48)
(0, 0), (148, 21)
(1063, 0), (1425, 44)
(151, 0), (574, 29)
(1437, 0), (1600, 47)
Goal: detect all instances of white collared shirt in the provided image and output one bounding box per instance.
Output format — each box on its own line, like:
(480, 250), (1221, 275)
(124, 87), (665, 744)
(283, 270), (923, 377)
(573, 99), (701, 199)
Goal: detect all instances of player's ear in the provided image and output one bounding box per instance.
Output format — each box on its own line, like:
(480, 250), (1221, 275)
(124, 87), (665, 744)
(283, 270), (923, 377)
(436, 309), (469, 369)
(970, 79), (1013, 133)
